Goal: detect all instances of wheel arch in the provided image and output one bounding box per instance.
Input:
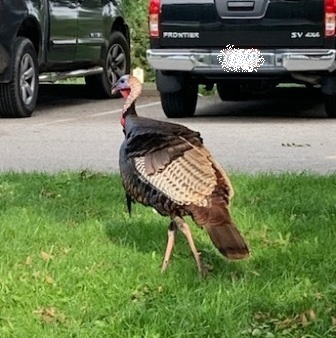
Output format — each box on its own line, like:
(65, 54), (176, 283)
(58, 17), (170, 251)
(17, 16), (42, 61)
(111, 16), (130, 45)
(1, 16), (41, 84)
(99, 16), (130, 66)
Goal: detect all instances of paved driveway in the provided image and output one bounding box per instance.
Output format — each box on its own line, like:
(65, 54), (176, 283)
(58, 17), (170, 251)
(1, 84), (335, 174)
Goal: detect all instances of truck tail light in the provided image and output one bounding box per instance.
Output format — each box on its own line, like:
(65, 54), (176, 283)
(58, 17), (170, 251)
(149, 0), (160, 37)
(325, 0), (336, 36)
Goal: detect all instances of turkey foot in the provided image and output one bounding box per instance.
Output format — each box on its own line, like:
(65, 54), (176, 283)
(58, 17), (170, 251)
(161, 220), (177, 272)
(174, 216), (208, 277)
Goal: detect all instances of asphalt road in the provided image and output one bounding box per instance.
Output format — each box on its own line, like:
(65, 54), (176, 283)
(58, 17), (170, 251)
(1, 84), (335, 174)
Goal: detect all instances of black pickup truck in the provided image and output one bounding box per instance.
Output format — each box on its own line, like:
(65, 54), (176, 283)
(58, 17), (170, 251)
(0, 0), (130, 118)
(147, 0), (336, 118)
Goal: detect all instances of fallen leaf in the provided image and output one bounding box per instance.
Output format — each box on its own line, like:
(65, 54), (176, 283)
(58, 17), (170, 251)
(250, 270), (260, 276)
(45, 275), (54, 284)
(276, 317), (295, 329)
(41, 251), (52, 262)
(325, 307), (333, 314)
(300, 313), (308, 327)
(33, 307), (67, 325)
(332, 317), (336, 326)
(62, 248), (71, 255)
(32, 271), (41, 278)
(34, 307), (57, 323)
(25, 256), (32, 265)
(254, 312), (270, 321)
(57, 312), (67, 324)
(39, 187), (57, 199)
(308, 308), (316, 321)
(251, 328), (262, 337)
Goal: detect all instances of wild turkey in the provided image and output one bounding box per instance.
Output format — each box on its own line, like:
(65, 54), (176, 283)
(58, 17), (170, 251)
(112, 75), (249, 275)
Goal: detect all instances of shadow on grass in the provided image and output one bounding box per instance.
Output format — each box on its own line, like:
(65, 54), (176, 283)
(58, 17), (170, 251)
(105, 209), (248, 278)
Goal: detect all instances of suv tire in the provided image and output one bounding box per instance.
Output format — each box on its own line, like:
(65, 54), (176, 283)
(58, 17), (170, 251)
(85, 31), (130, 99)
(324, 94), (336, 118)
(160, 84), (198, 118)
(0, 37), (38, 118)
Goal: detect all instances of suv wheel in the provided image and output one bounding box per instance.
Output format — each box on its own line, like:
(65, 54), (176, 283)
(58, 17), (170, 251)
(0, 37), (38, 118)
(85, 31), (130, 98)
(160, 84), (198, 118)
(324, 94), (336, 118)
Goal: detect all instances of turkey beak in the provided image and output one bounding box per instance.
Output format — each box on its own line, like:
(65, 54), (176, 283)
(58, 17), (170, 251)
(111, 83), (119, 95)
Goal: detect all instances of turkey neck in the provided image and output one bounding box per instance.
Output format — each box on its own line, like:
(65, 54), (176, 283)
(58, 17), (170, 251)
(121, 77), (142, 121)
(123, 102), (137, 118)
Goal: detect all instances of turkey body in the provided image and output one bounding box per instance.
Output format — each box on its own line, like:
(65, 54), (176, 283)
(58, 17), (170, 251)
(113, 74), (249, 275)
(119, 112), (248, 258)
(119, 114), (203, 218)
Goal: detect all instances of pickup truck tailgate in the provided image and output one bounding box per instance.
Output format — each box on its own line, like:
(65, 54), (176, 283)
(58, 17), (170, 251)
(160, 0), (325, 48)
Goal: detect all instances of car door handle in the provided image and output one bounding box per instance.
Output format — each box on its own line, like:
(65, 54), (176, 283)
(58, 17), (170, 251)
(68, 0), (84, 8)
(68, 2), (79, 8)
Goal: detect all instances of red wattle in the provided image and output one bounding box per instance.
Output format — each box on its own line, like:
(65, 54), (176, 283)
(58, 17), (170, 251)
(121, 89), (131, 98)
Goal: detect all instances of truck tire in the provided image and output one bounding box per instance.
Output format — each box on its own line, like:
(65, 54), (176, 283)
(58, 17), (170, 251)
(0, 37), (38, 118)
(85, 31), (130, 99)
(324, 94), (336, 118)
(160, 84), (198, 118)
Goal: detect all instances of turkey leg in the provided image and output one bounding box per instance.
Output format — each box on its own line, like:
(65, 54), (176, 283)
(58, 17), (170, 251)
(161, 220), (177, 272)
(174, 216), (207, 276)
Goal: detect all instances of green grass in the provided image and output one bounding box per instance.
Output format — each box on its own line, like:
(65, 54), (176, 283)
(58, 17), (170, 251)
(56, 77), (85, 85)
(0, 172), (336, 337)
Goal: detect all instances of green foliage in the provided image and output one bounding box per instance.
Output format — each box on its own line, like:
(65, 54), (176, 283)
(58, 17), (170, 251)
(0, 172), (336, 337)
(199, 84), (216, 96)
(122, 0), (155, 81)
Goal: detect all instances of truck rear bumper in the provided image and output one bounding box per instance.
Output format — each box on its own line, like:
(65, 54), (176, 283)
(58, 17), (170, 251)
(147, 49), (336, 73)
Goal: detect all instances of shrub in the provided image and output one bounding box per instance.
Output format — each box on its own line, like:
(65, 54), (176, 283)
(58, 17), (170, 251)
(122, 0), (155, 81)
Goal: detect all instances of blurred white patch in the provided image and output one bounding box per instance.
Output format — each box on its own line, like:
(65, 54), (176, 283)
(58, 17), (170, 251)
(217, 45), (265, 72)
(132, 67), (144, 83)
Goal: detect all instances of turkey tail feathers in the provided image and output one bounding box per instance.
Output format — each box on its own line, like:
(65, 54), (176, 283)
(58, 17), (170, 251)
(192, 204), (249, 260)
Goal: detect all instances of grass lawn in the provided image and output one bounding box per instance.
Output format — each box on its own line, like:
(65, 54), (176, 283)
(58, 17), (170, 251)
(0, 172), (336, 338)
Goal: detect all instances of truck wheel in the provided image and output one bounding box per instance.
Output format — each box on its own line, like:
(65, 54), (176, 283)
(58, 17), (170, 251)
(0, 37), (38, 118)
(324, 94), (336, 118)
(217, 82), (243, 101)
(160, 84), (198, 118)
(85, 31), (130, 99)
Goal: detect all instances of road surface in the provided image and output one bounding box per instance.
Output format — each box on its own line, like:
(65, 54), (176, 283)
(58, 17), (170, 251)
(1, 84), (335, 174)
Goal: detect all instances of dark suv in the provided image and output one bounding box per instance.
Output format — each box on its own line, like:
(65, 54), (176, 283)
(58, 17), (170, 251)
(0, 0), (130, 118)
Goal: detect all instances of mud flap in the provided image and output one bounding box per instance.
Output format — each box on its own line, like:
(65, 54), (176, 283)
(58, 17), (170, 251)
(321, 75), (336, 95)
(156, 71), (185, 93)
